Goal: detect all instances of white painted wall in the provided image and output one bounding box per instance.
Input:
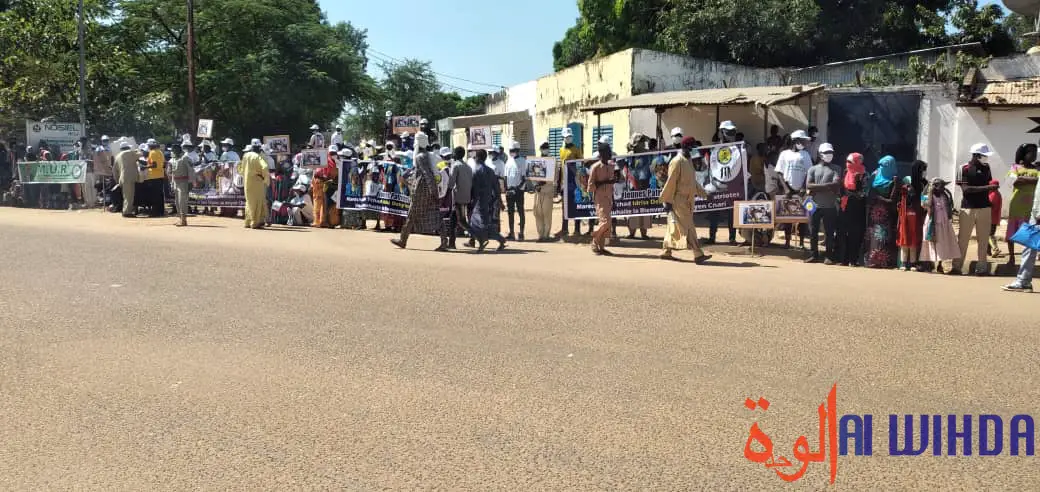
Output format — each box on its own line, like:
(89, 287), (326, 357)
(630, 49), (783, 95)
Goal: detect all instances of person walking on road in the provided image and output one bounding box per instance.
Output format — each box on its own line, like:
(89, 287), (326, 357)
(446, 146), (473, 249)
(587, 142), (616, 256)
(391, 132), (447, 251)
(660, 137), (711, 264)
(468, 149), (507, 252)
(1003, 171), (1040, 292)
(532, 141), (555, 242)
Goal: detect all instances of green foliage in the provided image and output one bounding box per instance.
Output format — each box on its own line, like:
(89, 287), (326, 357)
(552, 0), (1032, 72)
(860, 52), (990, 87)
(1, 0), (369, 146)
(339, 59), (490, 143)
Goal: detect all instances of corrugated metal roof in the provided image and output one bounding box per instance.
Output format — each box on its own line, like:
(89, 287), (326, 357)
(580, 84), (825, 113)
(962, 77), (1040, 107)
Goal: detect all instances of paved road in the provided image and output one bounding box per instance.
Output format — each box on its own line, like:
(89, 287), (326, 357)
(0, 208), (1036, 490)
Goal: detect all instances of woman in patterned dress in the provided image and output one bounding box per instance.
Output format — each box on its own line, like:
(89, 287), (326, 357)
(863, 155), (900, 269)
(1006, 143), (1039, 265)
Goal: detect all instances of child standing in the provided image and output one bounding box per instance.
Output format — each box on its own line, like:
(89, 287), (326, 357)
(919, 177), (961, 273)
(897, 160), (927, 271)
(988, 179), (1003, 258)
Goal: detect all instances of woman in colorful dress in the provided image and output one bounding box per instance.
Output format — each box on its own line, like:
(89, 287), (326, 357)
(896, 160), (927, 271)
(863, 155), (900, 268)
(919, 177), (961, 273)
(1005, 143), (1039, 265)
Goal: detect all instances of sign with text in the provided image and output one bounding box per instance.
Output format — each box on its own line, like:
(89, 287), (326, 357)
(16, 160), (88, 184)
(25, 120), (84, 154)
(563, 143), (748, 220)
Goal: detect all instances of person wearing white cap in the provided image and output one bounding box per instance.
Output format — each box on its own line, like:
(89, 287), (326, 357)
(805, 142), (841, 263)
(503, 141), (527, 241)
(308, 125), (324, 149)
(532, 140), (556, 242)
(170, 139), (198, 226)
(287, 182), (314, 226)
(953, 142), (999, 275)
(92, 135), (115, 208)
(219, 138), (239, 163)
(624, 133), (653, 240)
(776, 129), (813, 249)
(113, 139), (140, 217)
(141, 137), (166, 217)
(706, 122), (739, 245)
(659, 136), (711, 264)
(391, 132), (448, 251)
(669, 127), (684, 149)
(238, 138), (270, 229)
(587, 141), (616, 255)
(330, 126), (344, 148)
(558, 127), (584, 237)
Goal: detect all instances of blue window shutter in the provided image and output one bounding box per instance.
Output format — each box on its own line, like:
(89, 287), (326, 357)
(492, 131), (502, 148)
(548, 127), (563, 160)
(567, 122), (583, 151)
(591, 125), (614, 148)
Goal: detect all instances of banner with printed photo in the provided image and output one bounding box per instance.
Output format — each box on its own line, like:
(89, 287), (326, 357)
(264, 135), (290, 154)
(469, 126), (491, 150)
(17, 160), (88, 184)
(300, 148), (327, 170)
(197, 118), (214, 138)
(525, 157), (556, 183)
(563, 142), (748, 220)
(187, 160), (245, 208)
(336, 160), (412, 217)
(391, 115), (421, 136)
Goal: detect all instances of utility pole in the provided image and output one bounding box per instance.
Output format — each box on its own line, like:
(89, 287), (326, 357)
(186, 0), (198, 134)
(77, 0), (87, 132)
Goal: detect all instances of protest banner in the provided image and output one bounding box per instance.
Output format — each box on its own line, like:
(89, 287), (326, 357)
(525, 157), (555, 183)
(186, 161), (245, 208)
(562, 142), (749, 220)
(197, 119), (214, 138)
(17, 160), (88, 184)
(774, 195), (810, 223)
(469, 126), (491, 150)
(26, 120), (84, 154)
(734, 200), (775, 229)
(336, 160), (411, 217)
(392, 115), (421, 136)
(264, 135), (290, 154)
(300, 149), (327, 170)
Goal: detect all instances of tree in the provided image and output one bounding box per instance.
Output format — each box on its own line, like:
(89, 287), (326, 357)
(550, 0), (1029, 71)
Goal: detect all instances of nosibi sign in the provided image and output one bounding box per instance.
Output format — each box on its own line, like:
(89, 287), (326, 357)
(25, 120), (85, 154)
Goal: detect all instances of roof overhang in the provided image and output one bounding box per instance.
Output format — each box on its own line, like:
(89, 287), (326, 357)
(446, 110), (531, 128)
(580, 84), (826, 114)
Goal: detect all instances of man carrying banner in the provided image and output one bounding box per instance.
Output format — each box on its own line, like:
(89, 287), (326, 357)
(557, 128), (583, 238)
(660, 137), (712, 264)
(391, 132), (447, 251)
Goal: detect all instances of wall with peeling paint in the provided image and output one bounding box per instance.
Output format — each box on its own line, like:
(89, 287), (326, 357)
(535, 49), (636, 157)
(630, 49), (783, 95)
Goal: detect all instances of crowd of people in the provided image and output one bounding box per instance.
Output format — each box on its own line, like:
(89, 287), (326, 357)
(1, 118), (1037, 293)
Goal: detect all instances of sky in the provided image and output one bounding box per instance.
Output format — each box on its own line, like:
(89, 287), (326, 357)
(320, 0), (579, 95)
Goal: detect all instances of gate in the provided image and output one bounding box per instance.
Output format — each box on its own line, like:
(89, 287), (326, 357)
(827, 91), (921, 173)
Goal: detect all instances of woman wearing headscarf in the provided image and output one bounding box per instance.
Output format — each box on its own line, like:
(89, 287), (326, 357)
(837, 153), (868, 266)
(896, 160), (927, 271)
(919, 177), (960, 273)
(391, 132), (447, 251)
(1005, 143), (1039, 265)
(862, 155), (900, 268)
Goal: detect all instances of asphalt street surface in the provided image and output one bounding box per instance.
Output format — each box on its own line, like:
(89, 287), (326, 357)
(0, 208), (1036, 490)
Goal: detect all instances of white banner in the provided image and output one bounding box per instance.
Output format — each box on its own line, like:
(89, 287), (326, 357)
(25, 120), (84, 154)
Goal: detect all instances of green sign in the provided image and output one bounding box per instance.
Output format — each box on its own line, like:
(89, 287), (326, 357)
(16, 160), (88, 184)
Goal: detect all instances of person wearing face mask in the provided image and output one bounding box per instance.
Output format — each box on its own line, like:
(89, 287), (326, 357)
(391, 132), (448, 251)
(557, 127), (583, 238)
(776, 129), (813, 249)
(706, 121), (738, 245)
(308, 124), (325, 149)
(503, 141), (527, 241)
(952, 143), (999, 275)
(668, 127), (683, 150)
(804, 143), (841, 264)
(626, 133), (652, 240)
(532, 141), (556, 242)
(660, 137), (711, 264)
(587, 142), (617, 255)
(170, 140), (198, 227)
(238, 139), (270, 229)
